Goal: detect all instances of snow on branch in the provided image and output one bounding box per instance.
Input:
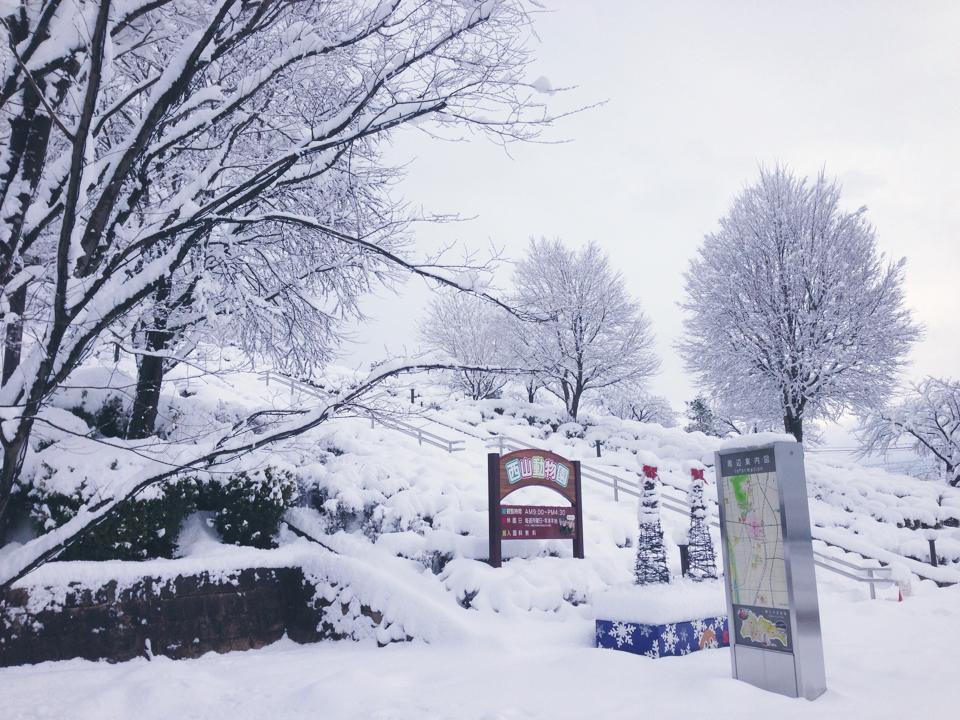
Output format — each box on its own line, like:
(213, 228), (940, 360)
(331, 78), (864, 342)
(858, 377), (960, 486)
(0, 0), (578, 537)
(0, 356), (526, 591)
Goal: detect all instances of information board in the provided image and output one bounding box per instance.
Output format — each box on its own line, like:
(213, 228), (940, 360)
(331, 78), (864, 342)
(719, 448), (791, 652)
(714, 441), (826, 700)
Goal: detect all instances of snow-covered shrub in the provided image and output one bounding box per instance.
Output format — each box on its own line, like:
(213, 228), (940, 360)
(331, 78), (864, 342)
(307, 483), (431, 542)
(68, 395), (130, 439)
(307, 486), (356, 534)
(361, 504), (389, 541)
(202, 467), (297, 549)
(309, 579), (410, 646)
(46, 368), (136, 439)
(556, 422), (585, 439)
(26, 479), (196, 561)
(2, 484), (35, 541)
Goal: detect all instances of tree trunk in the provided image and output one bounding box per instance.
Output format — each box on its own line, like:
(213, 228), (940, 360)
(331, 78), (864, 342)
(783, 412), (803, 443)
(1, 284), (26, 384)
(0, 429), (31, 543)
(127, 351), (166, 439)
(569, 388), (582, 420)
(1, 77), (58, 384)
(126, 284), (173, 440)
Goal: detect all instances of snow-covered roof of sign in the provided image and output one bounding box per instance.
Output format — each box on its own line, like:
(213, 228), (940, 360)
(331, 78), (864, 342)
(717, 432), (798, 452)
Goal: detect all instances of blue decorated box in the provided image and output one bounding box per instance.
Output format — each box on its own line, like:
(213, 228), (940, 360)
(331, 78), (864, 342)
(596, 615), (729, 658)
(593, 580), (730, 658)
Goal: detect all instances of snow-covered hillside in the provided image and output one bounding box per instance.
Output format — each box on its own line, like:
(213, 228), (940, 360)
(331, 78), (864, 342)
(5, 357), (959, 633)
(388, 382), (960, 582)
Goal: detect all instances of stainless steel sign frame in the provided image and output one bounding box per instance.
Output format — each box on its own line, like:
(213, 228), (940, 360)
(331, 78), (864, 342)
(714, 441), (826, 700)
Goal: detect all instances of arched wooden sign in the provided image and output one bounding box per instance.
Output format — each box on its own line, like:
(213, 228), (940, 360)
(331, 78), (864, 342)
(487, 449), (584, 568)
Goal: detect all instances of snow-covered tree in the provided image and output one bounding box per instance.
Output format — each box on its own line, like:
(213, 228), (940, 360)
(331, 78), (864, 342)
(0, 0), (561, 539)
(683, 395), (724, 437)
(680, 167), (919, 442)
(635, 464), (670, 585)
(420, 293), (510, 400)
(686, 467), (717, 580)
(512, 238), (660, 420)
(683, 393), (780, 438)
(859, 377), (960, 487)
(600, 383), (676, 427)
(520, 374), (543, 403)
(123, 164), (400, 438)
(501, 312), (544, 403)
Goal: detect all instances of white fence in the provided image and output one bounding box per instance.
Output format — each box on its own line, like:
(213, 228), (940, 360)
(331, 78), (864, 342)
(485, 434), (895, 597)
(261, 371), (465, 453)
(260, 371), (901, 594)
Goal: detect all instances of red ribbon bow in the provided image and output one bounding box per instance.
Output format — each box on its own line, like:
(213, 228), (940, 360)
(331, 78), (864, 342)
(690, 468), (705, 481)
(642, 464), (658, 479)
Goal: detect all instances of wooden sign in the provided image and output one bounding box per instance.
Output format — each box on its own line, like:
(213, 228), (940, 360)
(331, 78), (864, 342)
(487, 449), (584, 567)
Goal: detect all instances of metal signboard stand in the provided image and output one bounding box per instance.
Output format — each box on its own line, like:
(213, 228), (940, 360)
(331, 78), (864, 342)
(714, 440), (826, 700)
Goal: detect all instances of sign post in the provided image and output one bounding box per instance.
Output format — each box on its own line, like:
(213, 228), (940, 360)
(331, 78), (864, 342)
(488, 449), (584, 568)
(714, 440), (826, 700)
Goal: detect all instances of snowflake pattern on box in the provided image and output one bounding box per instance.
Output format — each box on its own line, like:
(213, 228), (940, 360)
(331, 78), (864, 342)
(608, 621), (638, 648)
(596, 615), (729, 658)
(661, 624), (679, 653)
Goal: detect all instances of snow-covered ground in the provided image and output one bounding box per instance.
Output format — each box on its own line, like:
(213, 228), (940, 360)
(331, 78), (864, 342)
(3, 360), (959, 718)
(2, 580), (955, 720)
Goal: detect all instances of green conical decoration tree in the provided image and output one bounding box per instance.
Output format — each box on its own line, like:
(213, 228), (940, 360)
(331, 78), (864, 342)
(686, 467), (718, 581)
(635, 464), (670, 585)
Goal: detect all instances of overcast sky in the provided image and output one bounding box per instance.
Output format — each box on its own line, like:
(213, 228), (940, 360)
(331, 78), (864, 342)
(343, 0), (960, 410)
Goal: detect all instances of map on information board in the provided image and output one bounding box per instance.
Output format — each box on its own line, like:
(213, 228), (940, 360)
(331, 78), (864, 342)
(719, 449), (793, 652)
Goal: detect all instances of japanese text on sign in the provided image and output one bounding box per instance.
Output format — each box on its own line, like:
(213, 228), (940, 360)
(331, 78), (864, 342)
(500, 505), (576, 540)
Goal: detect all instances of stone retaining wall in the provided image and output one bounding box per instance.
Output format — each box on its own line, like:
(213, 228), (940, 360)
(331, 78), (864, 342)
(0, 566), (351, 666)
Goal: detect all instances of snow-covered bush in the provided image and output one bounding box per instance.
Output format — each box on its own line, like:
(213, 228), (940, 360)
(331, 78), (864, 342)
(304, 466), (433, 543)
(26, 480), (196, 561)
(202, 467), (298, 549)
(68, 395), (131, 439)
(307, 486), (357, 535)
(556, 422), (585, 440)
